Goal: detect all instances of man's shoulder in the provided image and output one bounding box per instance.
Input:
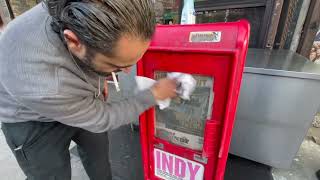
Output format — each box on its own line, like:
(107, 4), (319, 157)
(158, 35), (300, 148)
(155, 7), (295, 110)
(0, 3), (94, 97)
(0, 3), (59, 61)
(0, 4), (67, 96)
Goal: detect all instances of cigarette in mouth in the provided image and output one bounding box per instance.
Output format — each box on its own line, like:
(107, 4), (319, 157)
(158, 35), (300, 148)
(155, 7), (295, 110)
(112, 72), (120, 92)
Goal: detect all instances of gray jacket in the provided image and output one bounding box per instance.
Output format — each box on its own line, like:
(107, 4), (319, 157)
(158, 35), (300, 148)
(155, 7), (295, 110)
(0, 3), (156, 133)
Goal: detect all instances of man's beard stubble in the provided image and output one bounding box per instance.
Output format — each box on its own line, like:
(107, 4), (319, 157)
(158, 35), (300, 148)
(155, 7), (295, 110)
(72, 54), (112, 77)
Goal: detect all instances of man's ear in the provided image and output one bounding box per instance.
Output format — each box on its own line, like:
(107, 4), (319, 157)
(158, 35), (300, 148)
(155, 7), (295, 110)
(63, 29), (86, 58)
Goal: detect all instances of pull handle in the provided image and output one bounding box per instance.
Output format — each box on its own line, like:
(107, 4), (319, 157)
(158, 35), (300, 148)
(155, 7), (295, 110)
(202, 120), (221, 157)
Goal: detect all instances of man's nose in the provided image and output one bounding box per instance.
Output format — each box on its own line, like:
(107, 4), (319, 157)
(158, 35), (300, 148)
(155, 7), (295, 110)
(121, 67), (132, 74)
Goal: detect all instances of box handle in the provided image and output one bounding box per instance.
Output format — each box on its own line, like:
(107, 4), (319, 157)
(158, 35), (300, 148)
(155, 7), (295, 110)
(202, 120), (221, 157)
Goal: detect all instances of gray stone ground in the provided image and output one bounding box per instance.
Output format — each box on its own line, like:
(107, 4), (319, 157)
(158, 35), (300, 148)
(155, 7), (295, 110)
(272, 137), (320, 180)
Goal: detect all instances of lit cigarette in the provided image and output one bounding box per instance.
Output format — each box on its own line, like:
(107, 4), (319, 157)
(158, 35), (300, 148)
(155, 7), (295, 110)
(112, 72), (120, 92)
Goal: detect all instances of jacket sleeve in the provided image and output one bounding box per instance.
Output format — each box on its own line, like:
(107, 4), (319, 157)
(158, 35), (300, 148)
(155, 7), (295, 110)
(11, 89), (156, 133)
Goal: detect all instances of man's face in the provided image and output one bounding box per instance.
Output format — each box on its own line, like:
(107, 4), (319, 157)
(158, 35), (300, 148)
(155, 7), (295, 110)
(82, 35), (150, 76)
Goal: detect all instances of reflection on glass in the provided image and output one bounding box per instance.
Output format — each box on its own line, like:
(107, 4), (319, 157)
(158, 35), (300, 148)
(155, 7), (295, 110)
(154, 71), (214, 150)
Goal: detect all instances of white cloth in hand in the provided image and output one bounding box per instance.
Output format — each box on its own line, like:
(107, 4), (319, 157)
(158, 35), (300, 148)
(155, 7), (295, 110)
(135, 72), (196, 110)
(135, 76), (170, 109)
(167, 72), (196, 100)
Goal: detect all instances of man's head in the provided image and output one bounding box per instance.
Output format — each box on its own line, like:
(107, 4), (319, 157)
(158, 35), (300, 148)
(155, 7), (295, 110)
(45, 0), (155, 76)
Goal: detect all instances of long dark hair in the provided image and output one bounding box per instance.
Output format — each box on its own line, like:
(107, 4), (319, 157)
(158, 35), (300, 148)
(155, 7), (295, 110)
(44, 0), (156, 55)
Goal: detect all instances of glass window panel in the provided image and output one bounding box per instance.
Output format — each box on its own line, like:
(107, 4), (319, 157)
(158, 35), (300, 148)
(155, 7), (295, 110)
(154, 71), (214, 150)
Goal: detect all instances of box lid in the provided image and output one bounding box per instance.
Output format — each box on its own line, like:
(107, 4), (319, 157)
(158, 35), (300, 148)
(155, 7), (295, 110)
(245, 48), (320, 80)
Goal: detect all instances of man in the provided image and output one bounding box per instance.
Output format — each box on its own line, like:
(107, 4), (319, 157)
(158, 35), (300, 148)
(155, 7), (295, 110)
(0, 0), (177, 179)
(317, 170), (320, 179)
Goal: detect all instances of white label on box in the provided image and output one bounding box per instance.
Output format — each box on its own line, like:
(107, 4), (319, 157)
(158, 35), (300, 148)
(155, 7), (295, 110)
(189, 31), (221, 42)
(156, 126), (204, 150)
(154, 149), (204, 180)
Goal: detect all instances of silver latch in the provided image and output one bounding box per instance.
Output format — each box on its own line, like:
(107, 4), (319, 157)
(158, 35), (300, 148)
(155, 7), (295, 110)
(193, 154), (208, 164)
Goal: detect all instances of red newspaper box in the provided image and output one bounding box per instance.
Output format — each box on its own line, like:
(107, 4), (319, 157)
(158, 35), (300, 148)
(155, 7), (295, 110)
(137, 20), (250, 180)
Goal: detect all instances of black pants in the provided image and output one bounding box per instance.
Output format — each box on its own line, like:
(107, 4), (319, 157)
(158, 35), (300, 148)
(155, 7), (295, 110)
(1, 121), (112, 180)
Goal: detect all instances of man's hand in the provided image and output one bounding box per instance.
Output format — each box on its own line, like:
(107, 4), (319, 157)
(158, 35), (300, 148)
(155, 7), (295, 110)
(151, 78), (177, 101)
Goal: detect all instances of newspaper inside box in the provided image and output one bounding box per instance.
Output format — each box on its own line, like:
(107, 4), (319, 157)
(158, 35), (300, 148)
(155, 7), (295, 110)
(154, 71), (214, 150)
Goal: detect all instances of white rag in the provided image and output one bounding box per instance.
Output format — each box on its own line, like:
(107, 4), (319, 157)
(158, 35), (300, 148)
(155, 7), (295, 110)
(135, 72), (196, 109)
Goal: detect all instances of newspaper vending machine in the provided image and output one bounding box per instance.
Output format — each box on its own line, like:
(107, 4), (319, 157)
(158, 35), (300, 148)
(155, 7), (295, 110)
(137, 20), (250, 180)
